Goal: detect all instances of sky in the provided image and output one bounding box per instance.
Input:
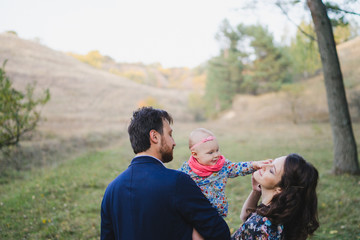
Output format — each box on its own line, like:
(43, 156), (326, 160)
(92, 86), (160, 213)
(1, 0), (358, 68)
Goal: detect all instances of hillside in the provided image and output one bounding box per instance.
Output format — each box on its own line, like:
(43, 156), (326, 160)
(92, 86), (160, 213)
(1, 32), (359, 139)
(217, 36), (360, 126)
(0, 33), (192, 137)
(67, 51), (205, 90)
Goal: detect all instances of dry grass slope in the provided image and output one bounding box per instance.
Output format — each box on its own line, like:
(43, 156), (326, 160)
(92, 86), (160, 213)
(0, 33), (359, 137)
(0, 33), (191, 138)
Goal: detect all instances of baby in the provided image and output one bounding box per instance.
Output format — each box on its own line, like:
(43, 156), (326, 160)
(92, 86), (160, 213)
(179, 128), (271, 217)
(178, 128), (271, 240)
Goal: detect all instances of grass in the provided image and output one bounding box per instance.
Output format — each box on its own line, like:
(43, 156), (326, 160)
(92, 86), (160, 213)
(0, 122), (360, 239)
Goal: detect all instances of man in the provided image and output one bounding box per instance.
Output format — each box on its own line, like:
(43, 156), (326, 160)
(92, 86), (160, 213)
(101, 107), (230, 240)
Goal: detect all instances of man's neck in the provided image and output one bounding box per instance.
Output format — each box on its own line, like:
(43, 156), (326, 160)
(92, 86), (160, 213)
(135, 152), (165, 166)
(136, 150), (162, 163)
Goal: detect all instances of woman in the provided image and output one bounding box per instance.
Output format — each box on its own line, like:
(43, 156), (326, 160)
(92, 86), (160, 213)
(232, 153), (319, 240)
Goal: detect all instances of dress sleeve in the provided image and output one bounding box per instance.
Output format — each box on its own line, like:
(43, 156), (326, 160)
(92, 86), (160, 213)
(174, 172), (231, 240)
(226, 160), (255, 178)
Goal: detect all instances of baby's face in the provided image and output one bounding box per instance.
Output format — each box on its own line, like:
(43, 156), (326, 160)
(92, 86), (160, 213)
(193, 139), (221, 166)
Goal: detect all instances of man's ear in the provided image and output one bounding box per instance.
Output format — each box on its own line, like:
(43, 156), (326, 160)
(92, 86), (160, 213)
(149, 130), (160, 144)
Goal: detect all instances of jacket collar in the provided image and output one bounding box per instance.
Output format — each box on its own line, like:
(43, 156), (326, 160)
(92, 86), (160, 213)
(131, 155), (165, 167)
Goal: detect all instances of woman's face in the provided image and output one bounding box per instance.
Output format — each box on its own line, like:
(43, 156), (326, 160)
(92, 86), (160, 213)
(253, 156), (286, 190)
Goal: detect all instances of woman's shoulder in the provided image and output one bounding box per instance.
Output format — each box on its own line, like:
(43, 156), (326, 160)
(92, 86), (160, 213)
(233, 213), (283, 240)
(246, 212), (273, 226)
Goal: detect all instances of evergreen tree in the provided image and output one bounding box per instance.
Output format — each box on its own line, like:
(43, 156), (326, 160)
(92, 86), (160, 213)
(205, 20), (245, 117)
(239, 24), (292, 94)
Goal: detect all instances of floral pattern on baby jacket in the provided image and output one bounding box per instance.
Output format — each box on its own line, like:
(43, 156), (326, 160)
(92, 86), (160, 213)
(178, 159), (254, 217)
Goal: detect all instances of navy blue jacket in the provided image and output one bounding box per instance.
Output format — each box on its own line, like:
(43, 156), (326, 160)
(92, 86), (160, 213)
(101, 156), (230, 240)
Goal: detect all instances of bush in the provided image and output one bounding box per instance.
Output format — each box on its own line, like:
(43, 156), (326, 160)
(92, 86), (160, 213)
(0, 60), (50, 150)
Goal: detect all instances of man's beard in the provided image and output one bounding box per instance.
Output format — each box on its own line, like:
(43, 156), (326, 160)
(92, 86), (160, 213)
(160, 140), (173, 163)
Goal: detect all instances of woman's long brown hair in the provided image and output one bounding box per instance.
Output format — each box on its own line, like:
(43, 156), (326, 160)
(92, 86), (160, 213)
(256, 153), (319, 240)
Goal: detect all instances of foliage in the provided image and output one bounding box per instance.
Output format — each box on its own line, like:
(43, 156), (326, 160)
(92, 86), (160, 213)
(119, 69), (146, 84)
(325, 2), (351, 27)
(187, 93), (206, 122)
(0, 61), (50, 150)
(205, 20), (245, 117)
(191, 72), (206, 90)
(334, 23), (352, 44)
(69, 50), (104, 68)
(159, 67), (191, 89)
(6, 31), (17, 36)
(238, 24), (292, 94)
(205, 20), (293, 117)
(68, 51), (205, 90)
(288, 20), (322, 79)
(137, 96), (163, 109)
(205, 56), (236, 117)
(191, 65), (207, 90)
(324, 2), (360, 43)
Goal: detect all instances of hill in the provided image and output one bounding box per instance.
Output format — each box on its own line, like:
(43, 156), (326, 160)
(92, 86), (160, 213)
(0, 33), (192, 138)
(217, 36), (360, 126)
(67, 50), (206, 90)
(1, 32), (359, 139)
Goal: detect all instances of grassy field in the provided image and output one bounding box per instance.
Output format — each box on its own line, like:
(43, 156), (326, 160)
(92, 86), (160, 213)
(0, 122), (359, 239)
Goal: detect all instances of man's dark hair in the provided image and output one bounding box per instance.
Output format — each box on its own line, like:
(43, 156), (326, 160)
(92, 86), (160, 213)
(128, 107), (173, 154)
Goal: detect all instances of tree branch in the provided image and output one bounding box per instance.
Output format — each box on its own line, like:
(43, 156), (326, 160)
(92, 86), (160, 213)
(326, 5), (360, 16)
(275, 1), (317, 41)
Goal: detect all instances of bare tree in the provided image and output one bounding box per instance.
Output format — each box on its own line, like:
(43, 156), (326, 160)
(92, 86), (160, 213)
(307, 0), (359, 175)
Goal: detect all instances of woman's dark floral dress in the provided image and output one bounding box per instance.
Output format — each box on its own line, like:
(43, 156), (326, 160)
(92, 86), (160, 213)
(232, 213), (283, 240)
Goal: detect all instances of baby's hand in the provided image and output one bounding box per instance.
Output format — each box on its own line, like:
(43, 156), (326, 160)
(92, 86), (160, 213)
(252, 159), (272, 170)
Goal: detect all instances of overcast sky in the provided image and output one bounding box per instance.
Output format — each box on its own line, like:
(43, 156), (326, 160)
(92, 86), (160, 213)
(1, 0), (358, 68)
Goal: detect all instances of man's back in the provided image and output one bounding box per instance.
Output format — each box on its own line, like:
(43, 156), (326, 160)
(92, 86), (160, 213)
(101, 156), (230, 240)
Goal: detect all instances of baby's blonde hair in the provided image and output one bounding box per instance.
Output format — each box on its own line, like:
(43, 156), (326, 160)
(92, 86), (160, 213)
(189, 128), (215, 149)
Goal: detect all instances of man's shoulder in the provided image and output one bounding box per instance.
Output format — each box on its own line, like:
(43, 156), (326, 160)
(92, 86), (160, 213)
(131, 156), (193, 181)
(166, 167), (193, 180)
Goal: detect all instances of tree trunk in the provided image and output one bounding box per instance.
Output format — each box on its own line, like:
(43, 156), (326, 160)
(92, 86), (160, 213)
(307, 0), (359, 175)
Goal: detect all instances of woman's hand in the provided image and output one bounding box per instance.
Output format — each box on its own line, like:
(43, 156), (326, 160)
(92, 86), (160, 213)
(251, 174), (261, 192)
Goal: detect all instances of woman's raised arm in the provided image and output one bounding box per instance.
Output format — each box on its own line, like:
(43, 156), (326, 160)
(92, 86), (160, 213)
(240, 175), (261, 222)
